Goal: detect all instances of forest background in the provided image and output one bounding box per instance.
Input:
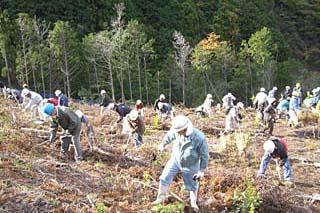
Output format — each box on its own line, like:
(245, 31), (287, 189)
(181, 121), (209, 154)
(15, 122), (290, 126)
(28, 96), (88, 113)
(0, 0), (319, 106)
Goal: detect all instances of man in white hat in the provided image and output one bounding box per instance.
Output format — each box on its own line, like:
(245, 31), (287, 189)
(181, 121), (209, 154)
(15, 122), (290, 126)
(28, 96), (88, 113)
(224, 102), (244, 133)
(126, 110), (145, 147)
(253, 88), (268, 121)
(263, 98), (277, 135)
(55, 89), (68, 107)
(154, 115), (209, 211)
(195, 94), (214, 117)
(222, 92), (236, 112)
(22, 89), (44, 120)
(154, 94), (166, 113)
(99, 90), (110, 116)
(257, 137), (292, 185)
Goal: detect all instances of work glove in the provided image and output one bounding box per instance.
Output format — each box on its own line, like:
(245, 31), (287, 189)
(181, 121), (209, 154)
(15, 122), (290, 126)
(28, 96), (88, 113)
(65, 130), (72, 137)
(193, 171), (204, 181)
(158, 143), (165, 152)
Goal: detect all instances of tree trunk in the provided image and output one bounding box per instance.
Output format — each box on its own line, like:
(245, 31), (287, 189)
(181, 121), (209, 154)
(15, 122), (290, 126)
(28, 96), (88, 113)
(157, 71), (160, 97)
(143, 56), (149, 104)
(169, 78), (172, 104)
(248, 57), (253, 97)
(136, 54), (142, 100)
(127, 57), (133, 100)
(93, 61), (99, 93)
(182, 67), (185, 106)
(21, 35), (29, 86)
(3, 51), (11, 87)
(31, 61), (37, 92)
(120, 69), (125, 103)
(48, 52), (52, 95)
(108, 58), (115, 102)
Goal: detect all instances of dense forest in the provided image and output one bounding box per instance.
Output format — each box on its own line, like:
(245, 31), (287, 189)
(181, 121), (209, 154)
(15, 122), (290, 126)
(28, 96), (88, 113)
(0, 0), (319, 106)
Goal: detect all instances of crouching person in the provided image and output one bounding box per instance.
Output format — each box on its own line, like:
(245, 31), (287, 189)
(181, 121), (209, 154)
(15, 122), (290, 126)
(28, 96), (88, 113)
(127, 110), (145, 148)
(257, 137), (292, 185)
(224, 102), (244, 133)
(153, 115), (209, 212)
(42, 103), (83, 162)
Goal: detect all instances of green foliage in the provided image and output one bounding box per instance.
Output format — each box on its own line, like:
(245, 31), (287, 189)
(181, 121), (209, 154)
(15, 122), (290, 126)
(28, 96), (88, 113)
(232, 179), (261, 213)
(95, 202), (108, 213)
(152, 202), (184, 213)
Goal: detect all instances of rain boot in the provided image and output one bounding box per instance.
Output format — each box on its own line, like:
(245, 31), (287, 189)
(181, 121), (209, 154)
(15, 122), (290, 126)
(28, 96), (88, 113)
(190, 190), (199, 212)
(152, 184), (169, 205)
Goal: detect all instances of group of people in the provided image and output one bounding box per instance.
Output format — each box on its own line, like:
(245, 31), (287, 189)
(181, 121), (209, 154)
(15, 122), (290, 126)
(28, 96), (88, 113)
(3, 82), (316, 211)
(253, 83), (320, 134)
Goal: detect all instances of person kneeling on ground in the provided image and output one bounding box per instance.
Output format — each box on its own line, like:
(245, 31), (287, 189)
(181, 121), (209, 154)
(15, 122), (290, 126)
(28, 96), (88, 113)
(257, 137), (292, 185)
(153, 115), (209, 212)
(42, 103), (83, 162)
(127, 110), (145, 148)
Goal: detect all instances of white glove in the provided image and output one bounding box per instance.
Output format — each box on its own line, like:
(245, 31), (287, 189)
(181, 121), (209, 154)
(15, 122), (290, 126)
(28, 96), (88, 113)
(158, 143), (165, 152)
(193, 171), (204, 180)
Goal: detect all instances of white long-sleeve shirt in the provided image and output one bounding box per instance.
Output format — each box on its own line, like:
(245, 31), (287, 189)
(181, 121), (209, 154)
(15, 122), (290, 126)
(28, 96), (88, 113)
(25, 91), (43, 109)
(254, 92), (268, 105)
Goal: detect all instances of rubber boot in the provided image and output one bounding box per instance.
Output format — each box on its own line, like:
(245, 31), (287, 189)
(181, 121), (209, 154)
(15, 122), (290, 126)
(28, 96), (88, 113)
(190, 190), (199, 212)
(152, 184), (169, 205)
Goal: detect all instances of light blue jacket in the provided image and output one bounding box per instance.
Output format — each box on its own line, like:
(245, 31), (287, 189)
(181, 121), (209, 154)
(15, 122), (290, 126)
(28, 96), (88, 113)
(289, 96), (300, 111)
(162, 128), (209, 171)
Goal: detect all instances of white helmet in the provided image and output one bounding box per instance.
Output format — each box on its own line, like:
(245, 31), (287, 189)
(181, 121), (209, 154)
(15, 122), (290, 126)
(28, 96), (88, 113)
(22, 89), (30, 96)
(236, 102), (244, 109)
(207, 94), (213, 99)
(22, 83), (28, 88)
(171, 115), (193, 136)
(159, 94), (165, 100)
(6, 88), (11, 93)
(285, 86), (290, 90)
(260, 88), (266, 92)
(100, 90), (106, 95)
(273, 87), (278, 91)
(263, 140), (275, 154)
(128, 110), (139, 121)
(55, 90), (62, 96)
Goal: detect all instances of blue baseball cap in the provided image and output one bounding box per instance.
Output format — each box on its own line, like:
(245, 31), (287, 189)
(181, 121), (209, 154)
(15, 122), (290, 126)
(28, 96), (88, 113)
(42, 103), (55, 116)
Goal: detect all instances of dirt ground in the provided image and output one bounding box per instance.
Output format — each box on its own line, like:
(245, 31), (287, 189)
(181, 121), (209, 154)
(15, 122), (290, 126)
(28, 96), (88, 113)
(0, 98), (319, 212)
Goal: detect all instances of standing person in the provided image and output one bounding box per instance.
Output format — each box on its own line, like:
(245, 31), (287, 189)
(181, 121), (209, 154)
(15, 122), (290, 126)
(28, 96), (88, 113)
(282, 86), (292, 99)
(257, 137), (292, 185)
(263, 98), (277, 135)
(154, 115), (209, 211)
(268, 86), (278, 100)
(154, 94), (166, 113)
(222, 92), (236, 112)
(75, 110), (95, 151)
(288, 91), (300, 127)
(99, 90), (110, 116)
(126, 110), (145, 147)
(293, 82), (304, 107)
(42, 103), (83, 162)
(22, 89), (44, 119)
(135, 99), (144, 116)
(224, 102), (244, 133)
(253, 88), (268, 121)
(55, 90), (68, 107)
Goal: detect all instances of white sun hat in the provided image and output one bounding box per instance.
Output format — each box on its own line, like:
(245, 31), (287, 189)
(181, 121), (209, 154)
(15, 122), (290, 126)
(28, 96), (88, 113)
(171, 115), (193, 136)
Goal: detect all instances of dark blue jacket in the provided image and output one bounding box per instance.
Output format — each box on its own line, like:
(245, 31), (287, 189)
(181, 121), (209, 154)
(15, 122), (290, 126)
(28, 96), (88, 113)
(58, 94), (69, 107)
